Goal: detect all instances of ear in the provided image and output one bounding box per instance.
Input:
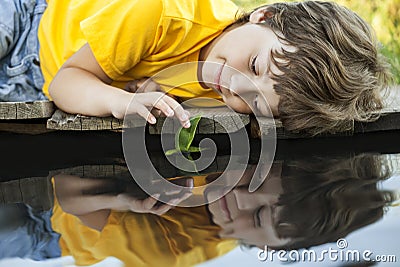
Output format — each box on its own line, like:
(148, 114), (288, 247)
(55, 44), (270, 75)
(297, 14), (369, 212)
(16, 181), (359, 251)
(249, 7), (274, 24)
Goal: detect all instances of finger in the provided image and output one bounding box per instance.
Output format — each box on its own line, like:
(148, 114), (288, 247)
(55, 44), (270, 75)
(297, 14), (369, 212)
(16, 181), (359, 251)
(152, 99), (175, 118)
(134, 104), (157, 124)
(161, 191), (192, 207)
(162, 96), (191, 128)
(127, 198), (153, 213)
(164, 188), (183, 196)
(151, 204), (175, 215)
(151, 198), (183, 215)
(142, 194), (160, 210)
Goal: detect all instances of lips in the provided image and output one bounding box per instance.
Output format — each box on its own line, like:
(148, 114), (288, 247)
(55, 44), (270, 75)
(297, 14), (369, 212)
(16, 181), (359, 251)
(214, 62), (225, 92)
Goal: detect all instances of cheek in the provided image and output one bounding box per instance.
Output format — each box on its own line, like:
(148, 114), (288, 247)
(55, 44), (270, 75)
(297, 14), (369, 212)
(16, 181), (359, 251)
(224, 96), (252, 114)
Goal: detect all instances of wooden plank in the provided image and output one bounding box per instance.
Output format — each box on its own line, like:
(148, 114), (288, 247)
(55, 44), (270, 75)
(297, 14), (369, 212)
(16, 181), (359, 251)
(148, 107), (249, 134)
(9, 85), (393, 137)
(48, 107), (250, 134)
(47, 154), (232, 182)
(0, 121), (53, 134)
(47, 109), (81, 130)
(111, 117), (123, 130)
(47, 110), (118, 131)
(380, 86), (400, 114)
(251, 116), (353, 139)
(19, 177), (53, 210)
(149, 117), (174, 134)
(83, 165), (117, 177)
(252, 86), (400, 138)
(0, 183), (4, 203)
(50, 166), (84, 177)
(50, 165), (128, 178)
(0, 180), (23, 203)
(0, 177), (53, 210)
(0, 101), (54, 120)
(197, 117), (214, 134)
(0, 103), (16, 119)
(354, 113), (400, 134)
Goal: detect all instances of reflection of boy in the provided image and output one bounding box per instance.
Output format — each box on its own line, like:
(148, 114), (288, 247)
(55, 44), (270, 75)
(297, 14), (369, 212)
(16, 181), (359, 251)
(1, 0), (389, 135)
(208, 154), (397, 250)
(271, 154), (396, 250)
(51, 175), (236, 267)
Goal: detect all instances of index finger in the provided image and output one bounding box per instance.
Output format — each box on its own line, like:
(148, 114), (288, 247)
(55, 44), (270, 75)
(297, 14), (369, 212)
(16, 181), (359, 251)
(162, 95), (191, 128)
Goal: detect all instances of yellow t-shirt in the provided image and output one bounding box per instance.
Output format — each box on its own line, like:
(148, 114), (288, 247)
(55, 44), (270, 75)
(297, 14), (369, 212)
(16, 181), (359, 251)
(38, 0), (239, 100)
(51, 198), (237, 267)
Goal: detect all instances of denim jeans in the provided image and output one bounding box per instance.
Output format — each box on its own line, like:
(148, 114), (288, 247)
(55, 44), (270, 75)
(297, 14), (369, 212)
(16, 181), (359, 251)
(0, 204), (61, 260)
(0, 0), (47, 101)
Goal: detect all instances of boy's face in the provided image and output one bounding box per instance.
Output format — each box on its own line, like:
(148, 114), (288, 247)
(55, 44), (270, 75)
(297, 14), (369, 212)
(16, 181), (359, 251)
(206, 163), (291, 248)
(200, 21), (291, 117)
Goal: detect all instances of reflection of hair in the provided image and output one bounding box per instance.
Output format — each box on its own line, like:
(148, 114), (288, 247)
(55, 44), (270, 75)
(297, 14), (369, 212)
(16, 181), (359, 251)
(236, 1), (392, 136)
(272, 154), (396, 250)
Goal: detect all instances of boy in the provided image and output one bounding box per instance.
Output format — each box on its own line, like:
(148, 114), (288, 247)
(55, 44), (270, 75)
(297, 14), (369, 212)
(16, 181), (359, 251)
(2, 0), (392, 135)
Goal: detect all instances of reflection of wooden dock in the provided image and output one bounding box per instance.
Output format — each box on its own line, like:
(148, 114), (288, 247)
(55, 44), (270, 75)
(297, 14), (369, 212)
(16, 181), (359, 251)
(0, 87), (399, 138)
(1, 131), (400, 209)
(0, 176), (53, 211)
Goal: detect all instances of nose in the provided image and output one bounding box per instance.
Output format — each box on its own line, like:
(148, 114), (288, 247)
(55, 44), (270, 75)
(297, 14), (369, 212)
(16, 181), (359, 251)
(233, 187), (278, 211)
(229, 73), (258, 97)
(233, 188), (258, 210)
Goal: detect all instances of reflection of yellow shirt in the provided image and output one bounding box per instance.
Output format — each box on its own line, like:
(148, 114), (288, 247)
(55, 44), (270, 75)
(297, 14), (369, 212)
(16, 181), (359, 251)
(51, 199), (237, 267)
(38, 0), (238, 100)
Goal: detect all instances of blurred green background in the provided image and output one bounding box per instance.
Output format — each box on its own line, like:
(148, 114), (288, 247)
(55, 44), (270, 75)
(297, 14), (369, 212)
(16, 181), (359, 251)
(233, 0), (400, 84)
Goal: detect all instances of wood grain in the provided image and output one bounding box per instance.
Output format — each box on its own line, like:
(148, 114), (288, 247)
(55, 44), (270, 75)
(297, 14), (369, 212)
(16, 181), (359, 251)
(0, 101), (54, 120)
(47, 107), (250, 133)
(0, 177), (53, 210)
(0, 86), (398, 138)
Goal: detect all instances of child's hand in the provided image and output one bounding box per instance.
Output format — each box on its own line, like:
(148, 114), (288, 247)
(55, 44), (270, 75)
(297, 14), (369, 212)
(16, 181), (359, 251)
(111, 91), (191, 128)
(115, 191), (192, 216)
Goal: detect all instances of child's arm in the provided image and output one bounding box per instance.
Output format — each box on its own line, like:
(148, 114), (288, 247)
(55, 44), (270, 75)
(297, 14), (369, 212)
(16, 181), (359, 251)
(48, 43), (190, 127)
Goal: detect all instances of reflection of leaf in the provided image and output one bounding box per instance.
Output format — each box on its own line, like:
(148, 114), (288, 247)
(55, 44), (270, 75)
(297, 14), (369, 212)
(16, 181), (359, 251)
(176, 115), (202, 152)
(187, 146), (203, 153)
(165, 149), (179, 156)
(165, 146), (206, 156)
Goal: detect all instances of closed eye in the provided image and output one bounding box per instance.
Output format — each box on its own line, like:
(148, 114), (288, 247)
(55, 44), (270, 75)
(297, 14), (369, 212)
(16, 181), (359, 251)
(250, 55), (258, 75)
(254, 206), (264, 228)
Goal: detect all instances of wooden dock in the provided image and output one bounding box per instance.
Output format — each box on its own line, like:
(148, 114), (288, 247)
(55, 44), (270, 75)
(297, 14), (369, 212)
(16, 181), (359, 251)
(0, 86), (399, 138)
